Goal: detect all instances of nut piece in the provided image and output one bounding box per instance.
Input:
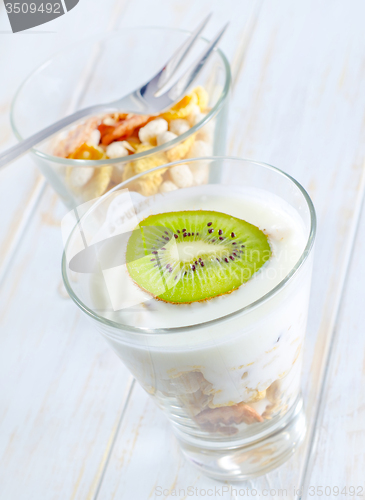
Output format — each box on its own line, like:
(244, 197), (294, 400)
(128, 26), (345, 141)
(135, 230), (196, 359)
(156, 131), (178, 146)
(169, 164), (194, 188)
(159, 181), (178, 193)
(138, 118), (168, 143)
(169, 119), (190, 136)
(196, 402), (264, 427)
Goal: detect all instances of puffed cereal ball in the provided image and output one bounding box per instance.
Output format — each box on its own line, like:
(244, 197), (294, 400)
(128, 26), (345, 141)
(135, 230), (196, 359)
(169, 164), (194, 188)
(193, 113), (215, 142)
(190, 163), (209, 185)
(187, 104), (201, 125)
(187, 139), (212, 158)
(106, 142), (129, 159)
(156, 131), (178, 146)
(69, 167), (94, 188)
(138, 118), (168, 143)
(159, 180), (178, 193)
(169, 119), (190, 136)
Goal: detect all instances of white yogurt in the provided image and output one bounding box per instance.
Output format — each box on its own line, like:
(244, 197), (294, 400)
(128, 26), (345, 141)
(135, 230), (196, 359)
(93, 184), (307, 329)
(88, 184), (311, 431)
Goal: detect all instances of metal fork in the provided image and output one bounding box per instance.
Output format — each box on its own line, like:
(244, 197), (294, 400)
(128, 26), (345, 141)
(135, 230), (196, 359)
(0, 16), (227, 168)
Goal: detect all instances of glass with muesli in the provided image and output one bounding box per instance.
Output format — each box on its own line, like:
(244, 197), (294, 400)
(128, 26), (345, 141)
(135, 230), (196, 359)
(62, 158), (316, 480)
(11, 29), (230, 209)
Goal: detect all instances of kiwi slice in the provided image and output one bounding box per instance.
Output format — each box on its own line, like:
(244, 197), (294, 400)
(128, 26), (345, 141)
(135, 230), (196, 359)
(126, 210), (271, 304)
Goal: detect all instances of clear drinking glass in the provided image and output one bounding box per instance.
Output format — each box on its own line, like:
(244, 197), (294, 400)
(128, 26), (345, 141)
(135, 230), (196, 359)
(10, 28), (230, 210)
(62, 157), (316, 480)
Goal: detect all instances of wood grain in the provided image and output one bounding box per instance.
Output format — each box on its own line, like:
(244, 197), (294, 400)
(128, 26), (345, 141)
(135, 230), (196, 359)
(97, 0), (365, 498)
(0, 189), (133, 500)
(304, 173), (365, 492)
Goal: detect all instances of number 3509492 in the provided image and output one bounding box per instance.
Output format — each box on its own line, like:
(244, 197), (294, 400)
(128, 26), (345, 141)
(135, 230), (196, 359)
(5, 3), (62, 14)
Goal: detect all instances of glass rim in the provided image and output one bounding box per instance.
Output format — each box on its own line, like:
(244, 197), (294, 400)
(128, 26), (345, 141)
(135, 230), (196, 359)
(10, 26), (231, 167)
(61, 156), (317, 335)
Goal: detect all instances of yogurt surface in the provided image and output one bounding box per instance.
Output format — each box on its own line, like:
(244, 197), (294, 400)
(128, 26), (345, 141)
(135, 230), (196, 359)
(91, 184), (307, 328)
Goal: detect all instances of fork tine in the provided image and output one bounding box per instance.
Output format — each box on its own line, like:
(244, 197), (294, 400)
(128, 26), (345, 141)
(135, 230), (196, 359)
(156, 13), (212, 91)
(167, 23), (229, 102)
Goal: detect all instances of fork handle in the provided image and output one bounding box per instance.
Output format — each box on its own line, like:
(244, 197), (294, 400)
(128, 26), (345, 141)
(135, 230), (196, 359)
(0, 104), (109, 169)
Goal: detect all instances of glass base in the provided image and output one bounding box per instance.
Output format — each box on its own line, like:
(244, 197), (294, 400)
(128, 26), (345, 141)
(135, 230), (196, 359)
(173, 396), (306, 481)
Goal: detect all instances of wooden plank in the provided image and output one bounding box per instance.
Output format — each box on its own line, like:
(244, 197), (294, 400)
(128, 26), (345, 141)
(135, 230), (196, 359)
(235, 1), (365, 496)
(0, 188), (133, 500)
(96, 0), (365, 498)
(304, 178), (365, 493)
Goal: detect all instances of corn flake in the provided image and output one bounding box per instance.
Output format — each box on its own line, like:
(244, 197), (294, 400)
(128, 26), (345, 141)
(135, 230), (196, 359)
(166, 134), (196, 162)
(193, 86), (209, 111)
(160, 92), (199, 121)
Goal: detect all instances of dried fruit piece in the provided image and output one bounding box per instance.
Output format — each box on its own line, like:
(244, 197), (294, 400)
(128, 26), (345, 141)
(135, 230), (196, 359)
(196, 402), (263, 427)
(100, 114), (150, 145)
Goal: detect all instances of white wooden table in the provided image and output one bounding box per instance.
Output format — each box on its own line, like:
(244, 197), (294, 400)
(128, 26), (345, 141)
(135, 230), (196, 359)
(1, 1), (365, 499)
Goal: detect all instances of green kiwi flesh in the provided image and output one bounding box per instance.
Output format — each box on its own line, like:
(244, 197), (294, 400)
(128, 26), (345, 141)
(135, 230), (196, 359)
(126, 210), (271, 304)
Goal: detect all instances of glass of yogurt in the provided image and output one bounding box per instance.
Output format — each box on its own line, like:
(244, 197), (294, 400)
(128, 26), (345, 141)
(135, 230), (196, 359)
(62, 157), (316, 480)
